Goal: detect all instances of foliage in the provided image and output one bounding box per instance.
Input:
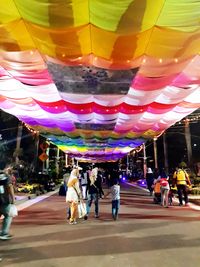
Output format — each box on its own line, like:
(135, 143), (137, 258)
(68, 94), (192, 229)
(179, 161), (187, 168)
(190, 187), (200, 195)
(13, 148), (23, 158)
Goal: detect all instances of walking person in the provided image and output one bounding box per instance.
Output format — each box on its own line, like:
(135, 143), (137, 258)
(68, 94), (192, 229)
(158, 169), (170, 208)
(63, 167), (71, 193)
(173, 167), (191, 206)
(85, 167), (102, 219)
(66, 167), (82, 225)
(80, 168), (89, 200)
(146, 167), (154, 196)
(111, 178), (120, 220)
(63, 167), (72, 219)
(0, 166), (15, 240)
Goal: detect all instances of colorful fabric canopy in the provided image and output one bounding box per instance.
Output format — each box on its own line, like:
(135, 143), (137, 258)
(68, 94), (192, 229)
(0, 0), (200, 162)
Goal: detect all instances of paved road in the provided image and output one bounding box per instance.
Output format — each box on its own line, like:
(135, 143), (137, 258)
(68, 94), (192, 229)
(1, 183), (200, 267)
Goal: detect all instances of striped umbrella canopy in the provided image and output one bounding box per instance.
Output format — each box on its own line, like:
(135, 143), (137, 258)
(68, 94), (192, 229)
(0, 0), (200, 162)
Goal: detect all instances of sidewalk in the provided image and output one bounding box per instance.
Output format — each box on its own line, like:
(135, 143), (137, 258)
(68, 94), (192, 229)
(15, 188), (59, 211)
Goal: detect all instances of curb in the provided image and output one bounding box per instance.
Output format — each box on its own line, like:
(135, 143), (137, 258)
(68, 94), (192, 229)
(16, 188), (59, 211)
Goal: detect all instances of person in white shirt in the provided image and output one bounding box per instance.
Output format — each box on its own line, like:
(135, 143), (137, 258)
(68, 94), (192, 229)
(111, 178), (120, 220)
(66, 167), (82, 224)
(80, 169), (89, 200)
(157, 169), (170, 208)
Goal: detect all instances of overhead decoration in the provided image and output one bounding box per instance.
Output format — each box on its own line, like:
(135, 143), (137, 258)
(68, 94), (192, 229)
(0, 0), (200, 162)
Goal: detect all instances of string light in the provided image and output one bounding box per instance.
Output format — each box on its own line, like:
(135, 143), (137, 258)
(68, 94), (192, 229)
(172, 113), (200, 127)
(22, 122), (39, 135)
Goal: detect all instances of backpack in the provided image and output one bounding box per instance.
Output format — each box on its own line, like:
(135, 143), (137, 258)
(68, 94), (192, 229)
(160, 178), (168, 187)
(0, 173), (10, 205)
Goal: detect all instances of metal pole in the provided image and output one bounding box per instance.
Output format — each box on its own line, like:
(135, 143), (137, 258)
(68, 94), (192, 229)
(185, 120), (192, 168)
(143, 143), (147, 178)
(33, 131), (39, 172)
(163, 132), (169, 173)
(45, 146), (50, 172)
(126, 154), (129, 175)
(15, 122), (23, 164)
(65, 154), (68, 167)
(42, 161), (45, 173)
(153, 137), (158, 169)
(56, 147), (60, 178)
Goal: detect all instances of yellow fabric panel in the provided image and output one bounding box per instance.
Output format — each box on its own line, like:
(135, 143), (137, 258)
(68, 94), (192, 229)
(91, 26), (151, 61)
(26, 23), (90, 59)
(8, 0), (165, 33)
(90, 0), (165, 33)
(14, 0), (54, 27)
(27, 23), (151, 63)
(14, 0), (89, 28)
(146, 26), (200, 58)
(126, 132), (141, 138)
(142, 130), (159, 137)
(0, 20), (35, 51)
(0, 0), (20, 23)
(157, 0), (200, 32)
(71, 0), (89, 26)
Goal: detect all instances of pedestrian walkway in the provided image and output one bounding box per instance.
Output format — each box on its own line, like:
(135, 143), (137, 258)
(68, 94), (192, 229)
(1, 182), (200, 267)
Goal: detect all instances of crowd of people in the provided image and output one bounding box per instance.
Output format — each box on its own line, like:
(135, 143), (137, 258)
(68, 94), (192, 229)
(0, 161), (193, 245)
(62, 164), (193, 224)
(63, 166), (121, 225)
(146, 166), (192, 208)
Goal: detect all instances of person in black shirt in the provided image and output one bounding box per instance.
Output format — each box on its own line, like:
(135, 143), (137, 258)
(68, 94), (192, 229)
(85, 167), (103, 219)
(0, 167), (15, 240)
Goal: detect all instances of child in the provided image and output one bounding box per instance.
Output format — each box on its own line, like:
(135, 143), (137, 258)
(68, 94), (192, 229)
(152, 179), (161, 204)
(111, 179), (120, 220)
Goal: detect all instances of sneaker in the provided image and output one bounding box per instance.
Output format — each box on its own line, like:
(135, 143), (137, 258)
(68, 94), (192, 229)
(69, 221), (77, 225)
(95, 214), (99, 218)
(84, 215), (88, 220)
(0, 234), (12, 240)
(113, 215), (117, 221)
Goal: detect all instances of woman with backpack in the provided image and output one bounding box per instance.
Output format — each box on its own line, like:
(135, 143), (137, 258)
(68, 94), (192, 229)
(158, 168), (170, 208)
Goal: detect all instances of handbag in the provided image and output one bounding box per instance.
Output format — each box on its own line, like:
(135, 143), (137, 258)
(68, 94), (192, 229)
(72, 185), (81, 201)
(78, 201), (87, 218)
(8, 204), (18, 217)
